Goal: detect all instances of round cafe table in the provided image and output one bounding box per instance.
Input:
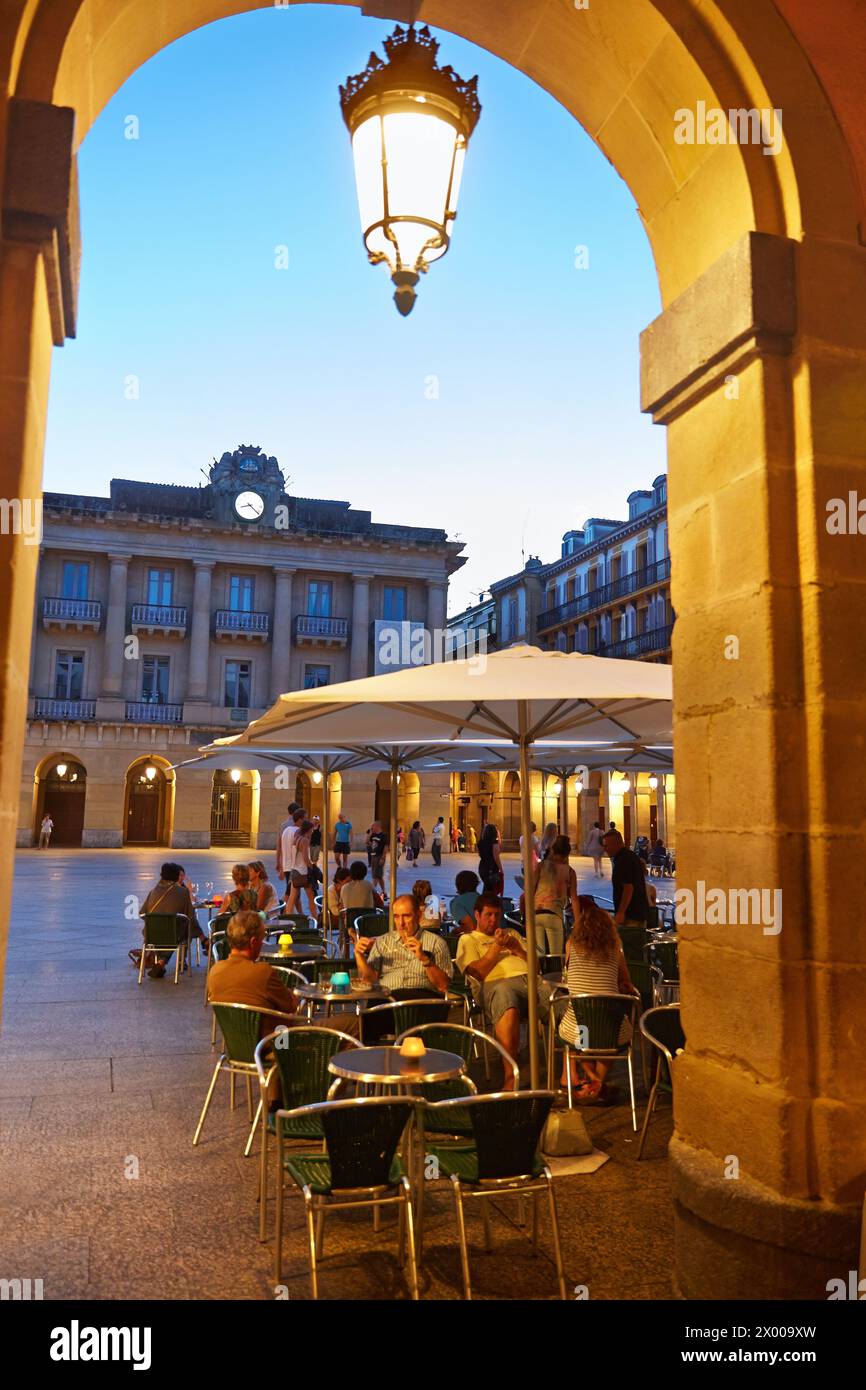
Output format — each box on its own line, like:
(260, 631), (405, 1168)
(261, 944), (325, 962)
(294, 980), (392, 1017)
(328, 1045), (465, 1089)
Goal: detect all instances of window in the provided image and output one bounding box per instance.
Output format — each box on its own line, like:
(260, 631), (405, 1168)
(225, 660), (251, 708)
(147, 569), (174, 606)
(508, 597), (518, 638)
(54, 650), (84, 700)
(304, 664), (330, 689)
(229, 575), (254, 612)
(61, 561), (89, 599)
(307, 581), (333, 617)
(141, 656), (170, 704)
(383, 586), (406, 622)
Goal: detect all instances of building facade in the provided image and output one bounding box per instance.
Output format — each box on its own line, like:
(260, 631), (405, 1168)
(447, 475), (675, 850)
(21, 445), (465, 848)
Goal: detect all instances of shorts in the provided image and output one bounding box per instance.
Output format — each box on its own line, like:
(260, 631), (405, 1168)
(334, 840), (350, 854)
(309, 846), (320, 863)
(290, 870), (309, 887)
(370, 856), (385, 878)
(482, 976), (551, 1026)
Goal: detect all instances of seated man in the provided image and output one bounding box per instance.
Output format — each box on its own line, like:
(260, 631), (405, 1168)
(136, 862), (203, 978)
(208, 911), (359, 1096)
(456, 892), (552, 1090)
(355, 894), (453, 1043)
(449, 870), (480, 933)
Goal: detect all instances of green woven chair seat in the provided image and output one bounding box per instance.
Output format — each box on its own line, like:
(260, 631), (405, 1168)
(423, 1106), (474, 1136)
(427, 1142), (544, 1184)
(269, 1111), (324, 1140)
(283, 1151), (405, 1195)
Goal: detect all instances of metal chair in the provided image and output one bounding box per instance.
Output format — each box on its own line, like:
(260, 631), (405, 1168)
(352, 911), (389, 939)
(647, 938), (679, 1003)
(617, 925), (651, 964)
(637, 1004), (684, 1159)
(625, 959), (664, 1085)
(425, 1091), (567, 1300)
(359, 996), (451, 1046)
(547, 990), (639, 1128)
(203, 913), (232, 1004)
(194, 1002), (301, 1155)
(138, 912), (189, 985)
(254, 1024), (359, 1240)
(273, 1096), (419, 1298)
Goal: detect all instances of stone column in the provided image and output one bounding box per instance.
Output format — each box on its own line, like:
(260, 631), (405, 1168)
(654, 775), (667, 845)
(426, 578), (448, 636)
(187, 561), (214, 702)
(271, 566), (295, 700)
(641, 230), (866, 1298)
(349, 573), (371, 679)
(100, 552), (131, 696)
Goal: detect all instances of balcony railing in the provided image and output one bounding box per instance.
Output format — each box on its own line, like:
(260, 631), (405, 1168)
(125, 701), (184, 723)
(295, 614), (349, 644)
(131, 603), (187, 633)
(598, 624), (673, 660)
(34, 698), (96, 721)
(214, 610), (270, 639)
(537, 555), (672, 632)
(42, 597), (102, 628)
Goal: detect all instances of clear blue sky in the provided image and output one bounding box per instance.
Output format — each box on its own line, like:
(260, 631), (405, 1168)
(43, 3), (665, 613)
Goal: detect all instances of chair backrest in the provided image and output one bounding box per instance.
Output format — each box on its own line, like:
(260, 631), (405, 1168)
(649, 939), (679, 981)
(314, 957), (354, 983)
(267, 1026), (359, 1109)
(212, 1002), (266, 1063)
(439, 1092), (554, 1180)
(618, 925), (650, 963)
(640, 1004), (685, 1062)
(210, 932), (230, 962)
(143, 913), (180, 948)
(443, 933), (463, 960)
(209, 911), (232, 933)
(353, 912), (389, 938)
(270, 965), (309, 990)
(320, 1097), (416, 1189)
(278, 913), (315, 932)
(395, 1021), (519, 1092)
(626, 960), (661, 1012)
(568, 992), (636, 1050)
(360, 997), (450, 1044)
(645, 903), (660, 931)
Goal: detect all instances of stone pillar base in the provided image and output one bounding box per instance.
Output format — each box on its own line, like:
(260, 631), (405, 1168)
(171, 831), (210, 849)
(670, 1137), (861, 1300)
(81, 829), (123, 848)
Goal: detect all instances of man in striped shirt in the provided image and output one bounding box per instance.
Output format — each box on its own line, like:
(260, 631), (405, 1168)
(355, 894), (452, 1041)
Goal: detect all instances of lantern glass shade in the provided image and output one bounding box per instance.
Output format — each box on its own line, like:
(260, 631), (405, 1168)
(145, 765), (157, 781)
(312, 771), (323, 785)
(56, 763), (67, 778)
(351, 109), (465, 277)
(649, 775), (659, 790)
(230, 769), (241, 784)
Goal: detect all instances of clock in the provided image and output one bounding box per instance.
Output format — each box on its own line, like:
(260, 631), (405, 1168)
(235, 490), (265, 521)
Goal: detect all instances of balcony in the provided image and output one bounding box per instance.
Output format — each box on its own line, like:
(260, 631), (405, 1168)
(598, 624), (673, 660)
(42, 597), (102, 632)
(214, 610), (270, 642)
(125, 701), (184, 724)
(537, 555), (672, 632)
(33, 698), (96, 722)
(294, 614), (349, 648)
(131, 604), (188, 637)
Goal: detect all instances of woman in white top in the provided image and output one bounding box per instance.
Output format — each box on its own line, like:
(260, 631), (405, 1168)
(585, 821), (605, 878)
(248, 860), (278, 915)
(560, 895), (637, 1101)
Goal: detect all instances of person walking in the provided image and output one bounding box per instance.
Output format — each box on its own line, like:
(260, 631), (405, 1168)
(586, 820), (605, 878)
(477, 822), (504, 897)
(603, 829), (650, 928)
(407, 820), (425, 863)
(332, 812), (352, 869)
(431, 816), (445, 867)
(38, 813), (53, 849)
(467, 823), (478, 853)
(368, 821), (388, 898)
(531, 835), (580, 957)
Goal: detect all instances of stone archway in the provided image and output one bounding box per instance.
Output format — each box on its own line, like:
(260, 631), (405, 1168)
(32, 752), (87, 847)
(1, 0), (866, 1300)
(122, 756), (175, 846)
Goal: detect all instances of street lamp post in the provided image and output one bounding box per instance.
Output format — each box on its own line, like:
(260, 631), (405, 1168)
(340, 24), (481, 315)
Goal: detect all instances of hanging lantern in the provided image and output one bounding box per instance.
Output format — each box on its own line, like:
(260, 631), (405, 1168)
(340, 24), (481, 315)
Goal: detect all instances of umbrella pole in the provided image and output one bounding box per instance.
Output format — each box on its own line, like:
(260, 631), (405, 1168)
(321, 756), (330, 942)
(518, 701), (541, 1090)
(560, 771), (569, 839)
(389, 752), (398, 921)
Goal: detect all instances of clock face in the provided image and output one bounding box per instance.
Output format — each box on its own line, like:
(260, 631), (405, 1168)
(235, 490), (265, 521)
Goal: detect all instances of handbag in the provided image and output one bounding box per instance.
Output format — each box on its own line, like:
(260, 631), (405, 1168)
(541, 1107), (593, 1157)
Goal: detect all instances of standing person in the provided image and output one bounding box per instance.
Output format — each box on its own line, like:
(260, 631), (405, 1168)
(519, 822), (541, 868)
(332, 812), (352, 869)
(407, 820), (425, 863)
(431, 816), (445, 867)
(396, 825), (404, 862)
(539, 823), (558, 861)
(309, 816), (322, 865)
(559, 896), (636, 1101)
(368, 820), (389, 898)
(274, 801), (300, 880)
(467, 823), (478, 853)
(38, 813), (53, 849)
(286, 819), (318, 918)
(586, 821), (605, 878)
(477, 822), (504, 897)
(450, 824), (459, 853)
(531, 835), (580, 957)
(279, 808), (306, 904)
(603, 829), (650, 929)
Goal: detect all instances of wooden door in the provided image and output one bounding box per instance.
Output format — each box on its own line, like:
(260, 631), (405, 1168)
(127, 783), (160, 844)
(42, 784), (85, 846)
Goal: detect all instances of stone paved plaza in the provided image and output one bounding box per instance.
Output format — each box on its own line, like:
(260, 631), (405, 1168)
(0, 848), (676, 1300)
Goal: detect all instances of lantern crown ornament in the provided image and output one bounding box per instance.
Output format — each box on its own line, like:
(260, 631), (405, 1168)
(340, 25), (481, 315)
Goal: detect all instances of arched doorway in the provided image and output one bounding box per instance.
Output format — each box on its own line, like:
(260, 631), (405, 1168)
(4, 0), (866, 1306)
(294, 770), (323, 821)
(34, 756), (87, 847)
(499, 772), (521, 849)
(210, 768), (255, 848)
(123, 757), (173, 845)
(374, 770), (420, 833)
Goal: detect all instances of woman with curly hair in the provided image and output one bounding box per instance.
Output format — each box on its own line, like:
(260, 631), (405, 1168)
(560, 895), (637, 1102)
